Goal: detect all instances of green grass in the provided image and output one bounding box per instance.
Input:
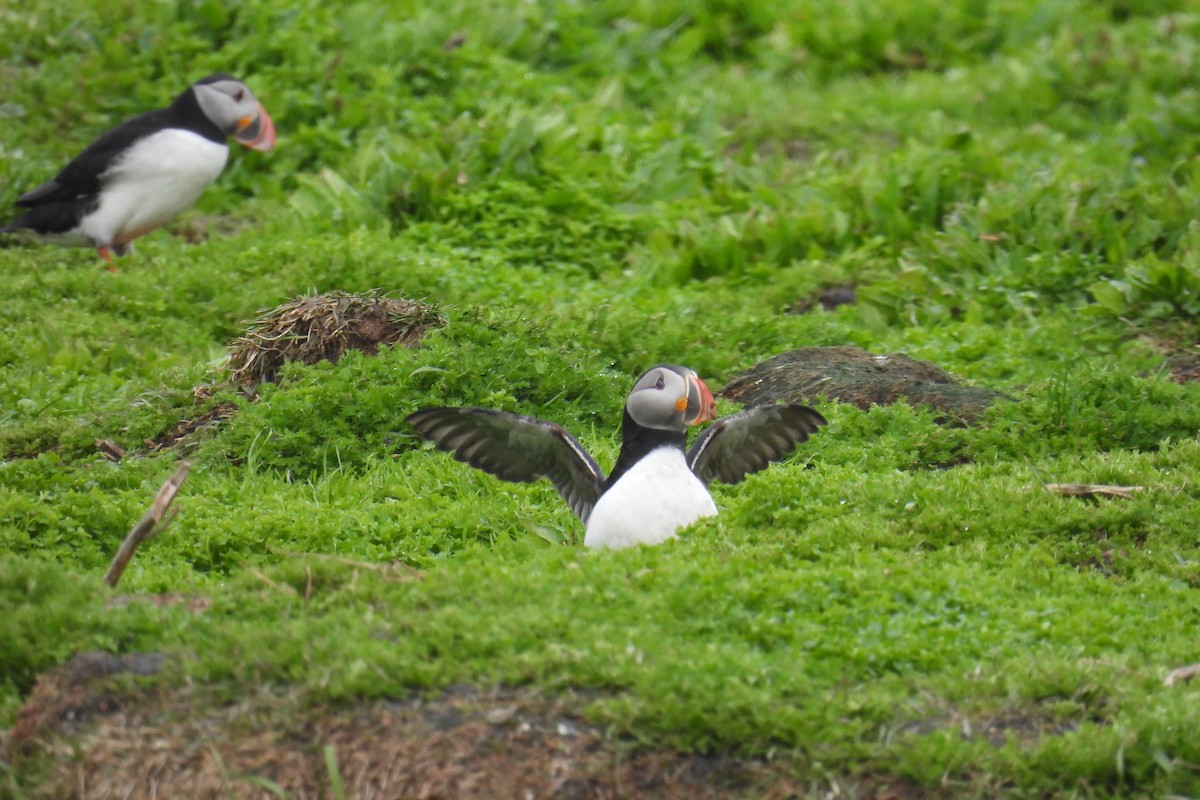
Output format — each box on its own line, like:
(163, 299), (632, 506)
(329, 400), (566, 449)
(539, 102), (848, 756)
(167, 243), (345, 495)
(3, 0), (1200, 796)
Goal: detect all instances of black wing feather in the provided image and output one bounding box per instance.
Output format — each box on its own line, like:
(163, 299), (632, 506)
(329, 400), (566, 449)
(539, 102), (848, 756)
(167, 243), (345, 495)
(687, 404), (827, 487)
(15, 108), (178, 208)
(4, 109), (179, 237)
(406, 407), (606, 524)
(2, 195), (96, 235)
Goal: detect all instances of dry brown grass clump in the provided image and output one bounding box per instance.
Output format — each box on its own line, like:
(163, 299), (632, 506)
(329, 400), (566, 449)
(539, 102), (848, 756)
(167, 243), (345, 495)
(227, 291), (443, 386)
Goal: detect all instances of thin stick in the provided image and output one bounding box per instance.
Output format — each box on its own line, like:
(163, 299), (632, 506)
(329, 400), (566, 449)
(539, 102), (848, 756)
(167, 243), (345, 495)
(103, 462), (191, 588)
(1164, 663), (1200, 687)
(1043, 483), (1144, 499)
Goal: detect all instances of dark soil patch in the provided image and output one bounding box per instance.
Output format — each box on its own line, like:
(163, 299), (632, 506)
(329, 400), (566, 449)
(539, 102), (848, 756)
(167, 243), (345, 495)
(722, 346), (1008, 423)
(791, 285), (857, 315)
(1166, 352), (1200, 384)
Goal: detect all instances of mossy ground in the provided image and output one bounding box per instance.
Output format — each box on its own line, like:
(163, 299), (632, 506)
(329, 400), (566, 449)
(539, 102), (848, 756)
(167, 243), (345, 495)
(2, 1), (1200, 797)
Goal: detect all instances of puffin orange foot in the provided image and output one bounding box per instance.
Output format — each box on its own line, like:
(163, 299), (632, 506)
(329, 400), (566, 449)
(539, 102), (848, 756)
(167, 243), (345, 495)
(97, 246), (119, 272)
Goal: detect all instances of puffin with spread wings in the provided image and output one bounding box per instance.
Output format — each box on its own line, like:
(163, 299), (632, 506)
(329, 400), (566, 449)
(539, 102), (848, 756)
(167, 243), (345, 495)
(406, 364), (826, 550)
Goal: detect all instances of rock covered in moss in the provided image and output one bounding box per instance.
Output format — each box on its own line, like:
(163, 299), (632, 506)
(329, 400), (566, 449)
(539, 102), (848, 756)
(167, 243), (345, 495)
(722, 346), (1007, 423)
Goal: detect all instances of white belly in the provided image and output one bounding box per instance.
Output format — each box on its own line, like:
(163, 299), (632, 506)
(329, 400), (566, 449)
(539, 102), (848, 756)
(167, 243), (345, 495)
(79, 129), (228, 246)
(584, 447), (718, 550)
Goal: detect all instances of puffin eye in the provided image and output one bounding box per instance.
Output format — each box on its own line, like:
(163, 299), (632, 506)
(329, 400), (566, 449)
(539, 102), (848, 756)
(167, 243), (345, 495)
(234, 89), (246, 102)
(655, 373), (665, 390)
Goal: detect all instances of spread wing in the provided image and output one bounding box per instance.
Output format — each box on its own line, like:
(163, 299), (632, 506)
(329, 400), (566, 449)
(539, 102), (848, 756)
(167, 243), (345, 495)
(687, 404), (827, 487)
(406, 407), (606, 524)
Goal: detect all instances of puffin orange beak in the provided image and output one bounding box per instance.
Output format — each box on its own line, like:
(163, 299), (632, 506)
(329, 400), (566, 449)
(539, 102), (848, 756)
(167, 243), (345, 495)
(233, 102), (276, 152)
(684, 375), (717, 426)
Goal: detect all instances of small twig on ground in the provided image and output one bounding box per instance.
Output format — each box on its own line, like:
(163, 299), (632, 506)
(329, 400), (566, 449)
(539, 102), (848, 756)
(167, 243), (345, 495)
(95, 438), (126, 462)
(103, 463), (191, 588)
(1164, 663), (1200, 687)
(1043, 483), (1144, 499)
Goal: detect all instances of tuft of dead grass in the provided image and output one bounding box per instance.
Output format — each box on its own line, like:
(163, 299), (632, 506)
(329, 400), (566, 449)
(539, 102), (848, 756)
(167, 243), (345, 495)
(227, 291), (444, 387)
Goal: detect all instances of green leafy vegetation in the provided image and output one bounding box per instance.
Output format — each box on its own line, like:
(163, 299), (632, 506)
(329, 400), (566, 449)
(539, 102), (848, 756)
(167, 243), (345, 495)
(2, 0), (1200, 796)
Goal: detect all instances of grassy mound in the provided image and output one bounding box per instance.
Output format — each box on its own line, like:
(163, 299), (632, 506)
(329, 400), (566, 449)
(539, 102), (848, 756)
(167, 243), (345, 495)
(227, 291), (444, 386)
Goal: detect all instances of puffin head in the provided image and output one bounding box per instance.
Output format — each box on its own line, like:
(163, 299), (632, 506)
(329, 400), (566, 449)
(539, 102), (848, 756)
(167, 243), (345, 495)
(191, 74), (276, 152)
(625, 364), (717, 432)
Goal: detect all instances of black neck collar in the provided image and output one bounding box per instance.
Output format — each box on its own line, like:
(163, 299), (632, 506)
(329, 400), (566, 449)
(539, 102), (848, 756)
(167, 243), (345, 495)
(168, 87), (227, 144)
(604, 408), (687, 491)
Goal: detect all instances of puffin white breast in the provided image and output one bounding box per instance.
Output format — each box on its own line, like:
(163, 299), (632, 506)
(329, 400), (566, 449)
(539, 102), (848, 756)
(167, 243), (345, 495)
(584, 447), (717, 550)
(79, 129), (229, 246)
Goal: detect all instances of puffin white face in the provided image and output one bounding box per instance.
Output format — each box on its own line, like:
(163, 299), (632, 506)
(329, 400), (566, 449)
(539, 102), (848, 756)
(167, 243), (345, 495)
(192, 78), (276, 152)
(625, 364), (717, 432)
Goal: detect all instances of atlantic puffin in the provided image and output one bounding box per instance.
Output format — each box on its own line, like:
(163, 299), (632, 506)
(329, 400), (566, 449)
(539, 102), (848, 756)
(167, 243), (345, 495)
(1, 73), (275, 263)
(406, 365), (827, 549)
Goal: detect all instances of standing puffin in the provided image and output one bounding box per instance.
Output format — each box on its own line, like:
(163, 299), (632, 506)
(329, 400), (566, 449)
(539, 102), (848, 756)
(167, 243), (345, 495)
(1, 73), (275, 263)
(406, 365), (827, 549)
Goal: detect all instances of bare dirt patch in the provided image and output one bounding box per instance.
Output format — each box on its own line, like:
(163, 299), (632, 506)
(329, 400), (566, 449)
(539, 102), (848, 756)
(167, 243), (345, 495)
(3, 653), (1055, 799)
(1166, 352), (1200, 384)
(4, 654), (810, 800)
